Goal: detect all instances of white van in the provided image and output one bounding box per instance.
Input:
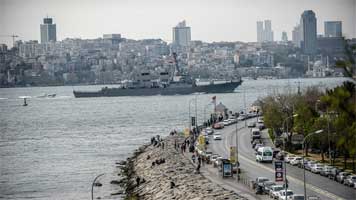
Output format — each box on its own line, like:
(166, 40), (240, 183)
(251, 128), (261, 140)
(256, 146), (273, 163)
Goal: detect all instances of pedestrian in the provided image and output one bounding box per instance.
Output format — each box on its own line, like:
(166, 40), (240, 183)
(136, 177), (140, 186)
(192, 154), (196, 163)
(174, 140), (177, 150)
(198, 156), (202, 165)
(161, 141), (165, 149)
(196, 162), (201, 173)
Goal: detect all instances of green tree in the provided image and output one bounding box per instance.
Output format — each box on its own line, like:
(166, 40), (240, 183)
(322, 81), (356, 170)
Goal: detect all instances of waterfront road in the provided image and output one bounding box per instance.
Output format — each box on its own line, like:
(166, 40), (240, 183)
(208, 119), (356, 200)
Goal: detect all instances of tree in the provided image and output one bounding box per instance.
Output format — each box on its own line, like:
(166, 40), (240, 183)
(322, 81), (356, 170)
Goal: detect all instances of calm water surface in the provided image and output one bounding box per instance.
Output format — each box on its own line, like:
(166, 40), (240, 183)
(0, 77), (351, 200)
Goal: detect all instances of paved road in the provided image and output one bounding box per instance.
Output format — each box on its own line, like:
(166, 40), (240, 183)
(208, 118), (356, 200)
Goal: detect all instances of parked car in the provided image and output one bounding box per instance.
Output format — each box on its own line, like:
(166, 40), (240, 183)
(205, 127), (214, 135)
(336, 172), (351, 183)
(251, 128), (261, 140)
(305, 161), (316, 171)
(252, 139), (262, 147)
(213, 133), (222, 140)
(223, 119), (231, 126)
(275, 151), (287, 161)
(311, 164), (324, 174)
(255, 177), (269, 187)
(257, 117), (264, 123)
(320, 165), (334, 177)
(290, 157), (303, 166)
(228, 118), (237, 124)
(284, 154), (296, 164)
(257, 122), (265, 130)
(254, 143), (264, 152)
(262, 181), (276, 194)
(278, 190), (294, 200)
(247, 121), (256, 128)
(269, 185), (284, 199)
(343, 175), (356, 187)
(297, 158), (310, 168)
(292, 194), (305, 200)
(237, 114), (247, 121)
(213, 122), (224, 129)
(328, 167), (342, 180)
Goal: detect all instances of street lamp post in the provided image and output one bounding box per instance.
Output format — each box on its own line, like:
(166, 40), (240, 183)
(204, 103), (212, 127)
(235, 114), (239, 181)
(302, 130), (324, 199)
(91, 173), (105, 200)
(194, 94), (198, 131)
(282, 114), (298, 200)
(188, 98), (195, 131)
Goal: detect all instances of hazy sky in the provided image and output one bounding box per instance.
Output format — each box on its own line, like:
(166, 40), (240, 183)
(1, 0), (355, 47)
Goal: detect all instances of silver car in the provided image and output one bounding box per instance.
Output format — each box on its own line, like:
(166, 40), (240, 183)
(311, 164), (324, 174)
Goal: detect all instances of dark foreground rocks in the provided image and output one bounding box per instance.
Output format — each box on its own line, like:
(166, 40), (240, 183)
(119, 135), (246, 200)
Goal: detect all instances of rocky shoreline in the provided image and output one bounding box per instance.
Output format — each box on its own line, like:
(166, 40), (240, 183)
(117, 134), (246, 200)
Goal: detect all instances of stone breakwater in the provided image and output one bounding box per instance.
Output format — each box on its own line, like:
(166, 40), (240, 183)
(118, 135), (246, 200)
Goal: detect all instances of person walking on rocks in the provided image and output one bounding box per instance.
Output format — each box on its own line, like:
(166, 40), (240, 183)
(198, 156), (202, 166)
(196, 162), (201, 173)
(192, 154), (196, 163)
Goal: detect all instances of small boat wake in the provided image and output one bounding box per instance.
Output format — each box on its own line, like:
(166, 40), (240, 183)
(36, 93), (56, 98)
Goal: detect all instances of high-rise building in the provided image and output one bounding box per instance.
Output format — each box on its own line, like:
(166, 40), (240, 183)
(264, 20), (274, 42)
(281, 31), (288, 42)
(40, 17), (57, 43)
(301, 10), (317, 54)
(172, 20), (191, 46)
(292, 24), (302, 47)
(324, 21), (342, 37)
(256, 21), (264, 42)
(256, 20), (274, 42)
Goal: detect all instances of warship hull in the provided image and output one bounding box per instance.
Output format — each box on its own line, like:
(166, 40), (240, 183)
(73, 80), (242, 98)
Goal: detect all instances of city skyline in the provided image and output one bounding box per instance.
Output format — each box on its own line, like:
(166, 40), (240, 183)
(1, 0), (355, 47)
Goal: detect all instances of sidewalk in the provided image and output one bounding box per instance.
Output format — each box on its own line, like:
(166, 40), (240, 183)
(183, 151), (269, 200)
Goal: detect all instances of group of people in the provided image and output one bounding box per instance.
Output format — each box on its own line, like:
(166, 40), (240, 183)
(151, 135), (165, 149)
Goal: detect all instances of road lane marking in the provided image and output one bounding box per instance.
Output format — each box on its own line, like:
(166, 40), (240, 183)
(238, 154), (345, 200)
(224, 126), (345, 200)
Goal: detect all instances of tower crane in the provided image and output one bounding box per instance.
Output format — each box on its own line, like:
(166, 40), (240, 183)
(0, 34), (19, 47)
